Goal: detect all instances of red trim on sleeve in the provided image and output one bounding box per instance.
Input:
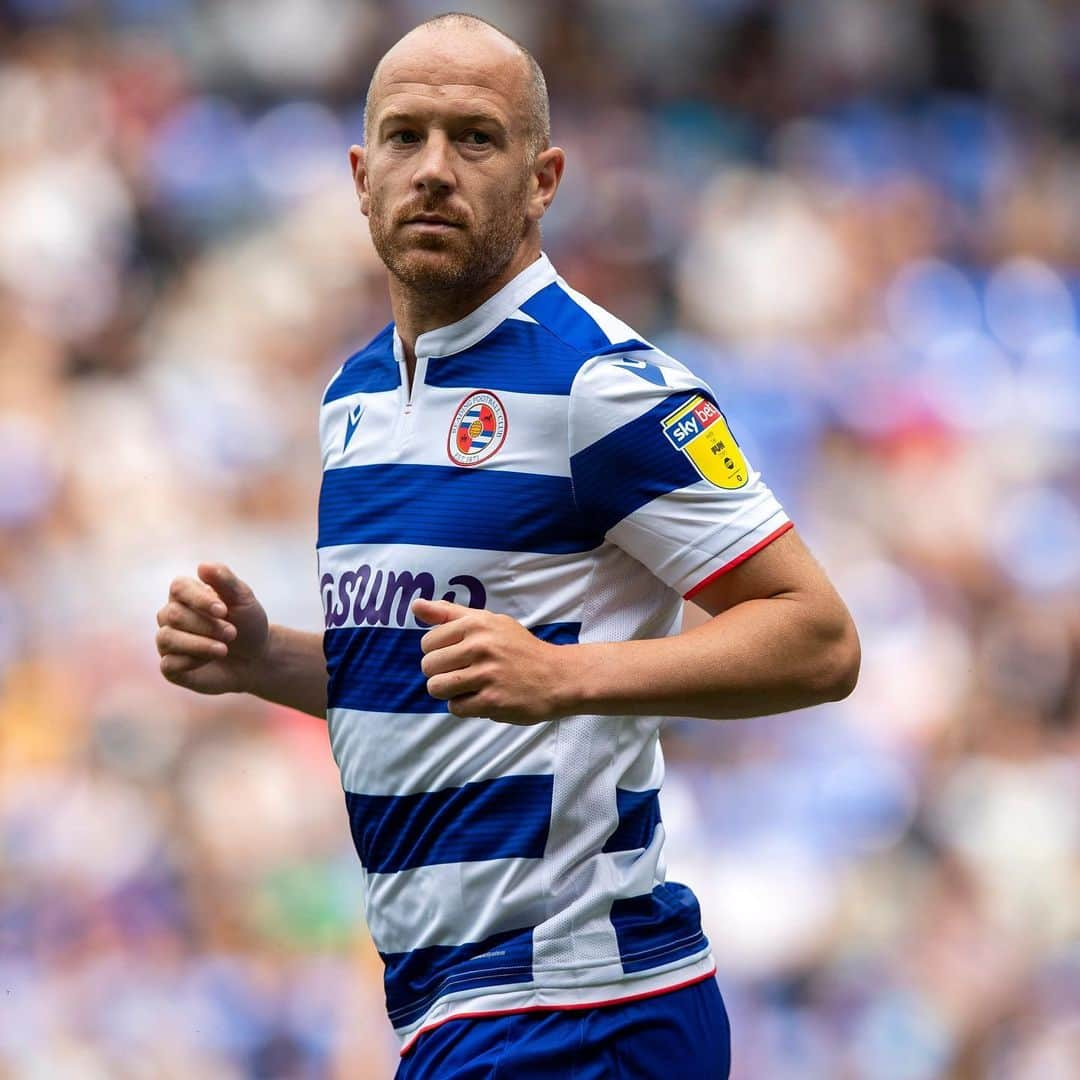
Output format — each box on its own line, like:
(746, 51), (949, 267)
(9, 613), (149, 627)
(683, 521), (794, 601)
(399, 968), (718, 1057)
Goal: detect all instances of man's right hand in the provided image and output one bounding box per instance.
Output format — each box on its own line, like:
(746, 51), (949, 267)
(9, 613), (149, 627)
(156, 563), (270, 695)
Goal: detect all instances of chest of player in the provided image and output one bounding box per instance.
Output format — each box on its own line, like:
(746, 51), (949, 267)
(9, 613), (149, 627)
(317, 375), (599, 563)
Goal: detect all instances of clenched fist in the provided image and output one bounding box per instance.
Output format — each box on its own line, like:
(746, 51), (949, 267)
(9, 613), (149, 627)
(414, 598), (580, 724)
(156, 563), (269, 695)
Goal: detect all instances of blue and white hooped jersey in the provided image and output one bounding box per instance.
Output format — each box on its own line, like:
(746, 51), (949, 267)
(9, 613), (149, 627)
(317, 254), (791, 1052)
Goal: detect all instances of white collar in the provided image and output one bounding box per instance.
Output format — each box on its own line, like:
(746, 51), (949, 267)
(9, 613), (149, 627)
(396, 252), (557, 361)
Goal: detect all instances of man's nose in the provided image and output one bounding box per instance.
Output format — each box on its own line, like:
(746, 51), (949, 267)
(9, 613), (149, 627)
(412, 132), (455, 195)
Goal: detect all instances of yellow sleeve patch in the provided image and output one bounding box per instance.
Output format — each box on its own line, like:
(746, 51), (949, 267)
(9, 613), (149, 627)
(661, 395), (749, 489)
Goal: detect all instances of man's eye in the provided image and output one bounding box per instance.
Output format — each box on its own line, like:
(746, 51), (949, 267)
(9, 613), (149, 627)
(389, 131), (420, 144)
(461, 131), (492, 145)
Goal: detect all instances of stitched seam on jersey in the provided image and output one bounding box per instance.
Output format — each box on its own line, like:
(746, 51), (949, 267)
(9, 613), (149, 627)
(618, 930), (706, 961)
(619, 506), (787, 584)
(520, 309), (605, 524)
(672, 509), (789, 583)
(566, 353), (607, 525)
(523, 292), (638, 523)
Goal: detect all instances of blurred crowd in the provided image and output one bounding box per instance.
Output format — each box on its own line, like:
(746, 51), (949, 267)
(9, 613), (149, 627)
(1, 0), (1078, 1076)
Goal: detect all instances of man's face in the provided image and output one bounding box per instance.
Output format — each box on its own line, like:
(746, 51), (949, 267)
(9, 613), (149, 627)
(357, 30), (536, 295)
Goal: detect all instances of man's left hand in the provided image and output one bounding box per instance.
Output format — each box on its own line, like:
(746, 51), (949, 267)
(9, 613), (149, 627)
(413, 598), (574, 724)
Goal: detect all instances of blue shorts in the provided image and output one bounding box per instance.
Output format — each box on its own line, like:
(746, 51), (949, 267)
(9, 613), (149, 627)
(396, 975), (731, 1079)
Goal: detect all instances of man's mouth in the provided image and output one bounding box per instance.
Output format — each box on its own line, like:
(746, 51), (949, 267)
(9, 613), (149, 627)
(403, 213), (462, 230)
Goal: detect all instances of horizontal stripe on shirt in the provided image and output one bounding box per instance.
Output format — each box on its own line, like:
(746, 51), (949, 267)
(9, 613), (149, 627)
(382, 924), (536, 1029)
(346, 773), (554, 875)
(325, 622), (580, 714)
(318, 464), (599, 554)
(330, 709), (550, 799)
(520, 282), (611, 354)
(570, 392), (704, 535)
(366, 856), (554, 954)
(602, 788), (661, 853)
(610, 882), (707, 975)
(323, 324), (400, 403)
(425, 319), (587, 396)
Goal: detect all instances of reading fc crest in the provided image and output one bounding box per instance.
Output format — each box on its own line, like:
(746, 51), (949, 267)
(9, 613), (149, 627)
(447, 391), (508, 466)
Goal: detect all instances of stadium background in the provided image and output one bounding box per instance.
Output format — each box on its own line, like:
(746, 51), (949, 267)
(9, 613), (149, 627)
(1, 0), (1077, 1076)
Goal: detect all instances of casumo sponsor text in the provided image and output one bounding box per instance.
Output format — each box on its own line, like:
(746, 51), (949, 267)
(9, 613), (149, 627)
(321, 566), (487, 629)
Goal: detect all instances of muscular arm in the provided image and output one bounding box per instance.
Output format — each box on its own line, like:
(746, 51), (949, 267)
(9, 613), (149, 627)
(560, 528), (859, 719)
(415, 528), (859, 724)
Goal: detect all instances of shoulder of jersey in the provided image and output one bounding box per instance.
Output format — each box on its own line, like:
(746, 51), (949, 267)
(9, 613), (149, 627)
(512, 278), (689, 398)
(573, 343), (704, 403)
(322, 323), (398, 406)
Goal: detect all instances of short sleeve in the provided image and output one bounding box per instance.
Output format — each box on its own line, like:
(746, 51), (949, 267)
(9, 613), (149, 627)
(568, 348), (791, 598)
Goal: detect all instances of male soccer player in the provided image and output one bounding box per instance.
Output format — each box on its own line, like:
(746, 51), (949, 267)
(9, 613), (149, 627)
(156, 13), (860, 1078)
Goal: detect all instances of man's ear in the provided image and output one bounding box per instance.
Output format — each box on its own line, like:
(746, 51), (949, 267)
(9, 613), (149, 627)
(527, 147), (566, 222)
(349, 144), (370, 216)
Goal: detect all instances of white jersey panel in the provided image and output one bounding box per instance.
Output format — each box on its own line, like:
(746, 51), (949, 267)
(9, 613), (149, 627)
(366, 856), (553, 956)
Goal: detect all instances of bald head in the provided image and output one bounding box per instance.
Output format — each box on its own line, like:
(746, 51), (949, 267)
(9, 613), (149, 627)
(364, 13), (550, 160)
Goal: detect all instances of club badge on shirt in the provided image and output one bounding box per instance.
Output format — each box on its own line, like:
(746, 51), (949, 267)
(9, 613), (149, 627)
(662, 394), (748, 489)
(447, 391), (508, 466)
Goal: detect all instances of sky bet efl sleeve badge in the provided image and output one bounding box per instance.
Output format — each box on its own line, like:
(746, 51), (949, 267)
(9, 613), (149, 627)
(662, 394), (749, 489)
(447, 390), (508, 466)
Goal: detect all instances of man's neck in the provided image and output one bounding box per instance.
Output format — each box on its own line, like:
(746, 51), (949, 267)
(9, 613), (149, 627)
(391, 243), (542, 371)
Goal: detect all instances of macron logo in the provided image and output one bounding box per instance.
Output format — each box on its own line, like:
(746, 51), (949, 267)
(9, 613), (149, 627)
(343, 403), (365, 452)
(612, 356), (666, 387)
